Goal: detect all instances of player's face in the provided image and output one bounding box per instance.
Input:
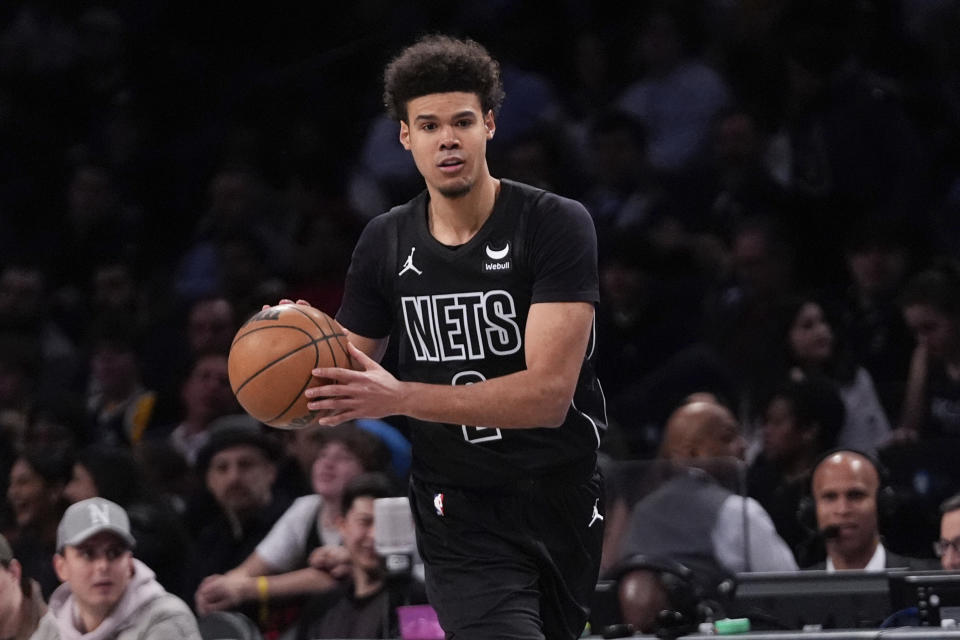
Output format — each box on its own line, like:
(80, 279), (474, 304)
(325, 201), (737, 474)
(54, 532), (134, 618)
(813, 454), (880, 557)
(399, 92), (495, 199)
(339, 496), (381, 574)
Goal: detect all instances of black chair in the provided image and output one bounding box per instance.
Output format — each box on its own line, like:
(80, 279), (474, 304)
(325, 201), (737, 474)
(196, 611), (263, 640)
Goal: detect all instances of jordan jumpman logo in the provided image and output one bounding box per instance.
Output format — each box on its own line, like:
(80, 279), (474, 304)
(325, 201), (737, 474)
(399, 247), (423, 276)
(588, 498), (604, 528)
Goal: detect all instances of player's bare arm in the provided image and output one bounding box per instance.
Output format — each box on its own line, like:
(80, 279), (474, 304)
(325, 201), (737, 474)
(306, 301), (594, 428)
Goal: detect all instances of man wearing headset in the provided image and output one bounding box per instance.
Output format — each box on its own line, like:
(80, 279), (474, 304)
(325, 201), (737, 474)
(805, 450), (933, 571)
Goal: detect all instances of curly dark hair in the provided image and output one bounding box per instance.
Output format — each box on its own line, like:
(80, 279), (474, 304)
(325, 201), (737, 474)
(383, 34), (505, 122)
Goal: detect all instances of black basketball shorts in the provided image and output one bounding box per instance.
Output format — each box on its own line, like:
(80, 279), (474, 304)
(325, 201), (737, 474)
(409, 460), (604, 640)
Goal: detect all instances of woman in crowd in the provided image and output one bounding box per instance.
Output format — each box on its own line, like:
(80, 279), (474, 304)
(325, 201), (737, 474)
(756, 294), (891, 454)
(4, 447), (70, 598)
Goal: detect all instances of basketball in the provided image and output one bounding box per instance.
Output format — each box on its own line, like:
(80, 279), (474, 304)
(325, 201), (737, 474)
(228, 304), (353, 429)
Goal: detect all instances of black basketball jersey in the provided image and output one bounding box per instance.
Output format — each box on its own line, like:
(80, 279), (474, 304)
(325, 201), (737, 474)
(336, 179), (606, 488)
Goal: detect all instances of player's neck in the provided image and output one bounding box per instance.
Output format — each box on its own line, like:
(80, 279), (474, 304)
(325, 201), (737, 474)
(427, 176), (500, 246)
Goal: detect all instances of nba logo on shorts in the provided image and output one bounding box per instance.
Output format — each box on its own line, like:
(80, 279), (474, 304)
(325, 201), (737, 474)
(433, 493), (444, 516)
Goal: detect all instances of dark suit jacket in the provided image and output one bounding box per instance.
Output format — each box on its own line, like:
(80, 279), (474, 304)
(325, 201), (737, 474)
(806, 546), (939, 570)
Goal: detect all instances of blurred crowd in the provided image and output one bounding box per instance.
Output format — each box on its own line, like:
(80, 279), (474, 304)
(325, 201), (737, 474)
(1, 0), (960, 637)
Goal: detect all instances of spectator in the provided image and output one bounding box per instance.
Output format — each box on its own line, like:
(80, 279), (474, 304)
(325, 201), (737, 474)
(82, 319), (158, 446)
(183, 417), (291, 614)
(898, 259), (960, 441)
(705, 216), (798, 417)
(290, 472), (425, 639)
(5, 447), (71, 598)
(64, 445), (191, 596)
(579, 109), (668, 247)
(32, 497), (200, 640)
(275, 420), (411, 501)
(609, 399), (795, 632)
(276, 424), (331, 500)
(763, 295), (892, 453)
(0, 336), (39, 453)
(801, 449), (932, 571)
(748, 376), (846, 558)
(830, 218), (915, 420)
(162, 352), (239, 466)
(193, 423), (390, 636)
(771, 6), (932, 287)
(616, 2), (731, 174)
(185, 296), (237, 357)
(141, 295), (238, 425)
(0, 533), (46, 640)
(173, 165), (289, 309)
(936, 493), (960, 570)
(0, 263), (80, 402)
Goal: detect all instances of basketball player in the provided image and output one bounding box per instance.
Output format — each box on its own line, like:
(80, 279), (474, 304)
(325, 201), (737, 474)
(284, 35), (605, 640)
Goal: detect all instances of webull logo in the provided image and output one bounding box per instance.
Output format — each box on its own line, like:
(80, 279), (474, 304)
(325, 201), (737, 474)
(483, 261), (512, 272)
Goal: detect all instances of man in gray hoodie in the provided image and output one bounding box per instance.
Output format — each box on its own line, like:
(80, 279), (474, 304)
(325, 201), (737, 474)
(30, 497), (200, 640)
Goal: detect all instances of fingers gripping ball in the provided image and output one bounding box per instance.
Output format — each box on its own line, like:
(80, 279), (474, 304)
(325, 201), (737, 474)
(228, 304), (352, 429)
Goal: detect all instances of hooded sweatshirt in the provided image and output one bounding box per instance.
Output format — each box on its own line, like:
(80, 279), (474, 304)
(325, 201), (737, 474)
(30, 560), (200, 640)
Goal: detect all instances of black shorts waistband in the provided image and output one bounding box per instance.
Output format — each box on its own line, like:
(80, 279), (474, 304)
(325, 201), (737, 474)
(412, 454), (598, 494)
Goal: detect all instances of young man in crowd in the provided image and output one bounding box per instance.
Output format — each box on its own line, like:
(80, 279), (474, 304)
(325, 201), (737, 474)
(31, 497), (201, 640)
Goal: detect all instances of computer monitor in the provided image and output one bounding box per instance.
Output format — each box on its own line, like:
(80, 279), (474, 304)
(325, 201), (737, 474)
(730, 570), (891, 630)
(888, 570), (960, 627)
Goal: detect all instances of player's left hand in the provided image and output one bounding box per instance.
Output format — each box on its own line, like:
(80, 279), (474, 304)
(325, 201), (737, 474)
(305, 342), (405, 425)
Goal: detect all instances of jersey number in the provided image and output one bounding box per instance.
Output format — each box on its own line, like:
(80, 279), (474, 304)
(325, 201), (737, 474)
(452, 371), (503, 443)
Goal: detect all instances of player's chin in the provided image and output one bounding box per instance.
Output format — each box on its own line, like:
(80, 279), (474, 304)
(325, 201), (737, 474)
(436, 178), (473, 199)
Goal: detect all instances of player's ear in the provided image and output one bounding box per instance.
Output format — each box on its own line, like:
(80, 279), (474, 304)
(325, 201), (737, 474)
(484, 110), (495, 140)
(399, 120), (411, 150)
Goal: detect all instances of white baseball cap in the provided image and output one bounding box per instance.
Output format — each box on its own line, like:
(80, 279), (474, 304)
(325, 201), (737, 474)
(57, 497), (136, 552)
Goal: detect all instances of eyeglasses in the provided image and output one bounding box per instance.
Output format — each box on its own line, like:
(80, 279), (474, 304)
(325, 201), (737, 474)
(933, 537), (960, 557)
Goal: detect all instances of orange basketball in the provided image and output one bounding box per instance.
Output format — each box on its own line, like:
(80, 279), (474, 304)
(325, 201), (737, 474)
(228, 304), (353, 429)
